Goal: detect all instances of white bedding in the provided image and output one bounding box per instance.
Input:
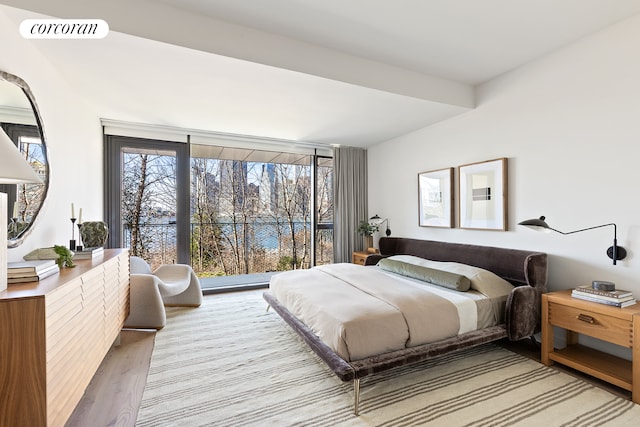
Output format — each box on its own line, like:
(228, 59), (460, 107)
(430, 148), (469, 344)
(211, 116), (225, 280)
(269, 261), (513, 361)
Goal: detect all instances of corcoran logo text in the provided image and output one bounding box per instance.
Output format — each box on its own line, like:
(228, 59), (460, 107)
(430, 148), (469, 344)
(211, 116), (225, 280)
(20, 19), (109, 39)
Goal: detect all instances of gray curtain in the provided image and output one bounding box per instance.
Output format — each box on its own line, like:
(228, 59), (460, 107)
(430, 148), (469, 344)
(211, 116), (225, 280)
(333, 146), (367, 263)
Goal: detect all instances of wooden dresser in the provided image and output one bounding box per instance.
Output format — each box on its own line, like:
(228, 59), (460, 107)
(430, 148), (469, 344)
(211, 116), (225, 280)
(0, 249), (130, 427)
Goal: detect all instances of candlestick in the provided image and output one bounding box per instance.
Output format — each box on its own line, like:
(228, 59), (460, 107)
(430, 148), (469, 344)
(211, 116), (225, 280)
(76, 223), (83, 252)
(70, 217), (76, 250)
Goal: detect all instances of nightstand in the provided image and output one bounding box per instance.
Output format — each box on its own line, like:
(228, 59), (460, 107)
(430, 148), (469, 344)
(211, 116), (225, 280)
(541, 290), (640, 403)
(352, 251), (370, 266)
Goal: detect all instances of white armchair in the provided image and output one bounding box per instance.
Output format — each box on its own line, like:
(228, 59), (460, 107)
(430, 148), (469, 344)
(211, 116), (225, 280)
(124, 256), (203, 329)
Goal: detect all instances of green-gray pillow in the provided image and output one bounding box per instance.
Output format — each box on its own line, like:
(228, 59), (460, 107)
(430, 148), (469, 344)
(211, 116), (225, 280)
(377, 258), (471, 291)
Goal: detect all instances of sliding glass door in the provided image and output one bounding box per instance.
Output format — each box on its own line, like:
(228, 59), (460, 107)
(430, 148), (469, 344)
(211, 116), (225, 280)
(104, 135), (190, 268)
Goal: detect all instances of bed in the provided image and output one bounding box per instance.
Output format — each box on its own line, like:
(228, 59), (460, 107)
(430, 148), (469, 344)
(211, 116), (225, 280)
(263, 237), (548, 414)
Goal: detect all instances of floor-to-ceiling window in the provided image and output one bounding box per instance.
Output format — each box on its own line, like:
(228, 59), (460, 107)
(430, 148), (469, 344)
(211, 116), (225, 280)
(104, 128), (332, 289)
(189, 144), (333, 288)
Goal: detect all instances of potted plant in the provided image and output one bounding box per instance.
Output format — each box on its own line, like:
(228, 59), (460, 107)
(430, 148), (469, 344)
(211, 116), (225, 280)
(357, 220), (379, 253)
(53, 245), (76, 268)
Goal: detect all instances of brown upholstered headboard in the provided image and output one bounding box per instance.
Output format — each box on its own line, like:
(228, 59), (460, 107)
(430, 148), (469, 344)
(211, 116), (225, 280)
(374, 237), (548, 292)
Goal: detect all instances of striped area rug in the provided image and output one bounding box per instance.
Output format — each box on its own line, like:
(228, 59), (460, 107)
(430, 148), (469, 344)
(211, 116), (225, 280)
(136, 290), (640, 426)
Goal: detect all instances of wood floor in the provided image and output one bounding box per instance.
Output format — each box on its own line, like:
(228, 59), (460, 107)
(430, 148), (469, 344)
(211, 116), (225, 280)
(65, 331), (630, 427)
(65, 329), (156, 427)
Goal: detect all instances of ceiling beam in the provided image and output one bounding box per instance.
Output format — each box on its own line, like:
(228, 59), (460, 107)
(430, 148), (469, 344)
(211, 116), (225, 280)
(3, 0), (475, 109)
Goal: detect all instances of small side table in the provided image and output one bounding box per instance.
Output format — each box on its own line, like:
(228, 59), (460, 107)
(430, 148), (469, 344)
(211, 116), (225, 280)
(352, 251), (370, 266)
(541, 289), (640, 403)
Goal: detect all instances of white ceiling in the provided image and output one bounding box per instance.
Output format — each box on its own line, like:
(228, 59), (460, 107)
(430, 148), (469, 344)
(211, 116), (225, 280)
(3, 0), (640, 147)
(157, 0), (640, 85)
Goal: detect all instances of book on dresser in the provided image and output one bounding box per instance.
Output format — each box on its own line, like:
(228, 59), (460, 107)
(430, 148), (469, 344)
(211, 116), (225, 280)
(73, 246), (104, 259)
(7, 264), (60, 283)
(7, 259), (56, 275)
(571, 286), (636, 307)
(7, 260), (60, 283)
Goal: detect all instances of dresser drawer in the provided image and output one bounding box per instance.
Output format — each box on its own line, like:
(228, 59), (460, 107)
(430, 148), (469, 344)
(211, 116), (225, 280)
(548, 301), (633, 347)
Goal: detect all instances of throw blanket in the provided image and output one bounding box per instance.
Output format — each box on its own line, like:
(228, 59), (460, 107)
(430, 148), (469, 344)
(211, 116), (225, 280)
(269, 263), (499, 361)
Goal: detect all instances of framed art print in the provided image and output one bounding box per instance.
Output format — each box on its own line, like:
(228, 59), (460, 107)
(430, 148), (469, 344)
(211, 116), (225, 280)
(458, 158), (508, 230)
(418, 167), (453, 228)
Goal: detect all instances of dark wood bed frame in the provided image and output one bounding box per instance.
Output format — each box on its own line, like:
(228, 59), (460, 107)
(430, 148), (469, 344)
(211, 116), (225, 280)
(263, 237), (548, 414)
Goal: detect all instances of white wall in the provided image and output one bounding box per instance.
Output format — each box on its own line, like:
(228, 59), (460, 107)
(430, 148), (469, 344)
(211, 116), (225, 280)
(3, 4), (637, 287)
(369, 13), (640, 355)
(1, 9), (104, 261)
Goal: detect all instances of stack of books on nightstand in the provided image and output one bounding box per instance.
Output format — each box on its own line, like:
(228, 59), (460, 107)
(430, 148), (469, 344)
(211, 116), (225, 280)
(571, 285), (637, 308)
(7, 259), (60, 283)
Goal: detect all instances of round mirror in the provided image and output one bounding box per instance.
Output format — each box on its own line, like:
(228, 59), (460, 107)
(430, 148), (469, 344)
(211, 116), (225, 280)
(0, 71), (49, 248)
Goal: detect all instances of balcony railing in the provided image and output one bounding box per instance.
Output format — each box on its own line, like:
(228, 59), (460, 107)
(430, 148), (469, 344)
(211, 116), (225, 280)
(123, 221), (333, 276)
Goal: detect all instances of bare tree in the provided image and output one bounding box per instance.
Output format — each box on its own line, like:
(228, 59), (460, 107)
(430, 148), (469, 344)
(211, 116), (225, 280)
(315, 161), (334, 264)
(121, 152), (177, 265)
(191, 157), (225, 274)
(122, 153), (150, 258)
(274, 164), (311, 269)
(216, 160), (260, 275)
